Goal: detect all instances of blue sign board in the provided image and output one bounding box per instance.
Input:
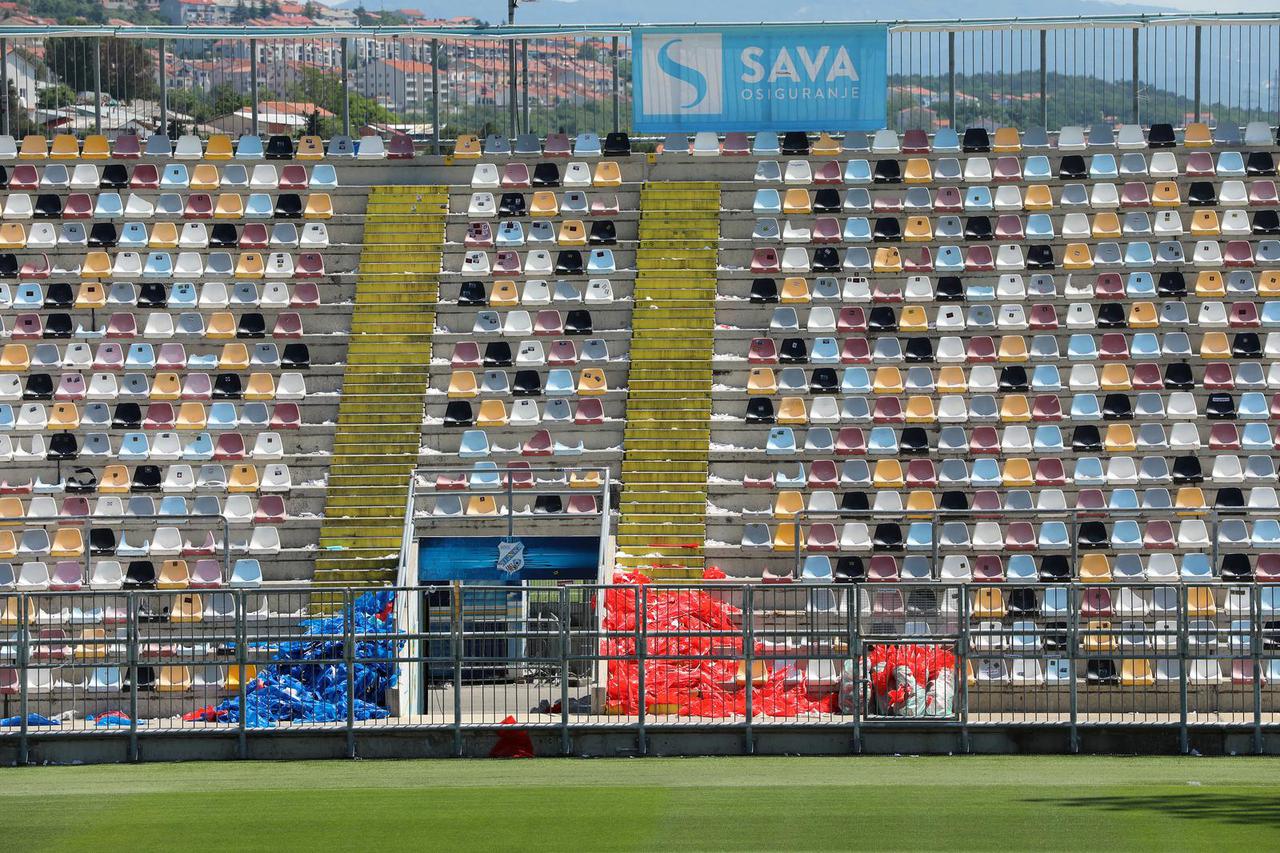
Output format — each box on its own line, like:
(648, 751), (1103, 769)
(632, 24), (888, 133)
(419, 536), (598, 583)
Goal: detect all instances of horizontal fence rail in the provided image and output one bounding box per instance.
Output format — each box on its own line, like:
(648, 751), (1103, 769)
(0, 14), (1278, 143)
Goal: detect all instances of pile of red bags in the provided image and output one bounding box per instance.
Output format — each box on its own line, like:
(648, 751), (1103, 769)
(602, 570), (837, 717)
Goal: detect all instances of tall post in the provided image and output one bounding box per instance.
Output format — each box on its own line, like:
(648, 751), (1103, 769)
(1130, 27), (1140, 124)
(521, 39), (529, 134)
(2, 37), (10, 137)
(1187, 25), (1198, 122)
(159, 38), (168, 138)
(341, 37), (350, 137)
(431, 39), (440, 155)
(611, 36), (620, 133)
(508, 39), (518, 139)
(1039, 29), (1048, 129)
(250, 38), (259, 136)
(947, 31), (956, 129)
(93, 37), (102, 134)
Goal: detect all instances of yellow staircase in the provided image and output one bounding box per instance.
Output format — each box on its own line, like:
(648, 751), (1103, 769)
(314, 186), (448, 586)
(615, 182), (720, 579)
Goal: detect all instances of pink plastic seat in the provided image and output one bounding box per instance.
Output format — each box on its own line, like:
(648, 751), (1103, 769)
(835, 427), (865, 455)
(94, 343), (125, 370)
(239, 223), (269, 248)
(967, 337), (996, 361)
(749, 338), (778, 363)
(1132, 363), (1162, 389)
(722, 132), (750, 155)
(181, 374), (211, 399)
(106, 313), (137, 338)
(49, 561), (83, 591)
(9, 164), (38, 189)
(841, 338), (870, 363)
(965, 245), (995, 271)
(272, 313), (303, 338)
(972, 556), (1004, 582)
(1030, 395), (1063, 421)
(872, 397), (903, 423)
(901, 129), (930, 153)
(903, 247), (933, 272)
(573, 398), (604, 424)
(567, 494), (598, 514)
(452, 341), (481, 368)
(993, 156), (1021, 181)
(1225, 241), (1255, 268)
(534, 310), (564, 336)
(1094, 273), (1124, 298)
(184, 193), (213, 218)
(905, 459), (936, 487)
(544, 133), (571, 157)
(1185, 151), (1215, 176)
(63, 194), (92, 218)
(1143, 520), (1175, 549)
(970, 427), (999, 453)
(295, 253), (324, 277)
(255, 495), (287, 523)
(1250, 181), (1278, 206)
(112, 134), (141, 158)
(547, 340), (578, 365)
(214, 433), (247, 459)
(21, 255), (51, 277)
(501, 163), (531, 188)
(812, 217), (840, 242)
(808, 459), (838, 488)
(1035, 458), (1067, 485)
(388, 134), (415, 160)
(60, 497), (90, 516)
(190, 559), (223, 588)
(523, 429), (553, 456)
(872, 194), (902, 212)
(1075, 489), (1106, 513)
(130, 164), (160, 188)
(290, 282), (320, 307)
(837, 307), (866, 332)
(183, 531), (217, 556)
(269, 403), (301, 429)
(814, 161), (842, 184)
(590, 195), (620, 215)
(1030, 304), (1059, 329)
(506, 462), (534, 489)
(751, 248), (780, 273)
(867, 555), (899, 582)
(806, 523), (838, 551)
(1255, 553), (1280, 581)
(1203, 362), (1235, 389)
(465, 222), (493, 248)
(1005, 522), (1036, 550)
(994, 215), (1023, 239)
(1120, 182), (1150, 207)
(157, 344), (187, 370)
(279, 164), (309, 189)
(493, 251), (521, 274)
(1209, 423), (1240, 449)
(1231, 302), (1261, 327)
(144, 403), (176, 429)
(1080, 587), (1112, 617)
(435, 473), (466, 490)
(934, 186), (963, 211)
(12, 314), (42, 339)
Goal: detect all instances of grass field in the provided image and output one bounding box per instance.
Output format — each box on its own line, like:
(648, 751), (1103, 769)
(5, 756), (1278, 851)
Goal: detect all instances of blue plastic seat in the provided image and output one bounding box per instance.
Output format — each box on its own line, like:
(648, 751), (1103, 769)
(1123, 242), (1153, 266)
(963, 186), (992, 210)
(182, 433), (213, 460)
(1108, 489), (1139, 510)
(751, 131), (780, 155)
(1067, 335), (1098, 360)
(935, 246), (964, 271)
(932, 128), (960, 152)
(906, 522), (934, 550)
(1073, 456), (1105, 485)
(229, 558), (262, 587)
(1217, 150), (1246, 176)
(310, 164), (338, 189)
(1239, 393), (1269, 419)
(843, 218), (871, 241)
(1089, 154), (1118, 179)
(866, 426), (897, 453)
(161, 165), (188, 188)
(125, 344), (155, 369)
(458, 430), (490, 458)
(143, 252), (173, 277)
(971, 458), (1002, 487)
(804, 429), (834, 453)
(753, 189), (781, 213)
(95, 193), (123, 218)
(1031, 365), (1062, 391)
(843, 189), (871, 211)
(1242, 423), (1273, 449)
(1032, 425), (1064, 450)
(843, 159), (871, 183)
(1025, 213), (1054, 239)
(1007, 555), (1037, 580)
(235, 135), (264, 160)
(1042, 588), (1069, 617)
(1181, 554), (1214, 579)
(119, 222), (148, 248)
(841, 367), (871, 394)
(1111, 520), (1142, 549)
(1023, 155), (1052, 179)
(245, 194), (273, 218)
(158, 496), (188, 517)
(170, 283), (197, 307)
(1126, 272), (1155, 296)
(14, 284), (42, 307)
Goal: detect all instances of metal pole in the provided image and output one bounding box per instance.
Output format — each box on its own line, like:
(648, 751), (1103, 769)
(508, 39), (518, 140)
(1130, 27), (1140, 124)
(93, 38), (102, 135)
(559, 586), (571, 756)
(159, 38), (168, 137)
(743, 585), (754, 754)
(236, 591), (247, 759)
(250, 38), (259, 136)
(850, 580), (861, 754)
(17, 594), (28, 765)
(1178, 585), (1189, 754)
(1253, 585), (1263, 754)
(637, 584), (647, 756)
(1, 37), (9, 137)
(1039, 29), (1048, 129)
(1193, 26), (1202, 123)
(451, 579), (463, 757)
(958, 582), (970, 754)
(521, 39), (529, 134)
(345, 589), (356, 759)
(1068, 585), (1079, 753)
(128, 592), (140, 762)
(341, 37), (351, 137)
(947, 31), (956, 129)
(611, 36), (620, 133)
(431, 39), (440, 155)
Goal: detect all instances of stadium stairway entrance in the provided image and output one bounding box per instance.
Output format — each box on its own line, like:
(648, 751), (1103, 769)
(315, 186), (448, 586)
(615, 182), (720, 579)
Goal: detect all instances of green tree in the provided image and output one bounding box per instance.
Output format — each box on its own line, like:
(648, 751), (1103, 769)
(44, 36), (156, 101)
(37, 83), (76, 109)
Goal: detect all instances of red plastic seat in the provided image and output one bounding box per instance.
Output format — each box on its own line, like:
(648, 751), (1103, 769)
(522, 429), (552, 455)
(214, 433), (247, 459)
(63, 194), (92, 218)
(901, 129), (930, 153)
(993, 156), (1022, 181)
(106, 313), (137, 338)
(130, 164), (160, 189)
(867, 555), (899, 582)
(1185, 151), (1215, 176)
(452, 341), (481, 368)
(1031, 395), (1063, 421)
(12, 314), (42, 339)
(1231, 301), (1260, 327)
(1131, 363), (1162, 389)
(1250, 180), (1278, 206)
(1203, 362), (1234, 389)
(534, 310), (564, 336)
(295, 253), (325, 277)
(157, 344), (187, 370)
(1034, 458), (1067, 485)
(1099, 334), (1130, 360)
(1209, 423), (1240, 449)
(806, 523), (838, 551)
(969, 427), (999, 454)
(813, 162), (841, 184)
(1143, 520), (1175, 549)
(751, 247), (780, 273)
(387, 134), (414, 160)
(1094, 273), (1124, 299)
(1255, 553), (1280, 581)
(835, 427), (865, 455)
(972, 556), (1004, 582)
(9, 164), (38, 189)
(290, 283), (320, 307)
(966, 336), (996, 361)
(903, 247), (933, 272)
(184, 193), (213, 218)
(749, 338), (778, 363)
(812, 217), (840, 242)
(1120, 182), (1150, 207)
(493, 251), (521, 274)
(279, 164), (309, 189)
(502, 163), (531, 188)
(506, 462), (534, 489)
(1080, 587), (1112, 617)
(994, 214), (1023, 239)
(1030, 304), (1059, 329)
(573, 398), (604, 425)
(269, 403), (300, 429)
(547, 340), (578, 365)
(934, 186), (962, 211)
(808, 459), (838, 488)
(837, 307), (866, 332)
(840, 338), (870, 363)
(272, 312), (303, 338)
(465, 222), (493, 248)
(239, 223), (269, 248)
(544, 133), (571, 157)
(143, 403), (176, 429)
(904, 459), (936, 487)
(1075, 489), (1107, 513)
(964, 245), (994, 271)
(254, 495), (287, 524)
(112, 134), (141, 158)
(872, 396), (903, 423)
(1005, 522), (1035, 550)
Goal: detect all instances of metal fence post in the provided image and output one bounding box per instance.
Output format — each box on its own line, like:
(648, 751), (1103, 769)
(637, 584), (647, 756)
(1253, 585), (1263, 755)
(611, 36), (621, 133)
(1193, 26), (1202, 123)
(236, 591), (247, 759)
(451, 579), (463, 757)
(250, 39), (259, 136)
(849, 580), (861, 754)
(1130, 27), (1140, 124)
(1039, 29), (1048, 129)
(521, 39), (529, 135)
(93, 38), (102, 135)
(158, 38), (167, 137)
(1068, 585), (1079, 753)
(345, 588), (356, 759)
(743, 584), (754, 754)
(947, 31), (956, 129)
(127, 592), (140, 762)
(341, 37), (350, 137)
(0, 37), (8, 137)
(559, 585), (571, 756)
(1178, 584), (1189, 754)
(431, 39), (440, 155)
(508, 37), (518, 140)
(17, 594), (28, 765)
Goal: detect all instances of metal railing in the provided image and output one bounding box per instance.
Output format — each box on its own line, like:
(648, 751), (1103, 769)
(1, 14), (1278, 143)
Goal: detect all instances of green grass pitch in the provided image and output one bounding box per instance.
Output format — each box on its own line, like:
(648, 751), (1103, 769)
(4, 756), (1277, 851)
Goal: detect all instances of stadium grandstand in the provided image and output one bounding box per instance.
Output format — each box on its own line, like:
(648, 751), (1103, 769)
(4, 14), (1280, 763)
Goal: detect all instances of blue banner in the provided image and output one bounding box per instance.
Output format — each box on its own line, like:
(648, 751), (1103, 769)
(418, 536), (599, 582)
(632, 24), (888, 133)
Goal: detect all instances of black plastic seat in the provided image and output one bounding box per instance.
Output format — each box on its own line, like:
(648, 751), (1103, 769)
(872, 159), (901, 183)
(962, 127), (990, 152)
(47, 432), (78, 460)
(128, 664), (158, 688)
(88, 223), (118, 248)
(1233, 333), (1262, 358)
(1038, 555), (1071, 581)
(512, 370), (542, 395)
(534, 495), (563, 514)
(498, 193), (526, 216)
(998, 366), (1028, 392)
(939, 491), (968, 512)
(588, 221), (616, 244)
(1214, 488), (1245, 511)
(1096, 303), (1126, 328)
(834, 557), (865, 582)
(236, 313), (266, 338)
(872, 522), (904, 552)
(1247, 151), (1276, 176)
(809, 368), (838, 394)
(131, 465), (162, 492)
(899, 427), (929, 454)
(840, 491), (870, 513)
(100, 164), (129, 188)
(779, 338), (808, 363)
(872, 218), (901, 241)
(34, 194), (62, 218)
(904, 337), (933, 362)
(812, 188), (841, 213)
(459, 281), (487, 306)
(750, 279), (778, 303)
(905, 589), (939, 616)
(1086, 660), (1119, 685)
(123, 561), (156, 589)
(867, 306), (897, 332)
(554, 250), (583, 274)
(1147, 123), (1175, 148)
(1076, 521), (1108, 550)
(745, 397), (775, 424)
(1162, 362), (1194, 390)
(89, 528), (117, 555)
(1187, 181), (1217, 206)
(1101, 394), (1133, 420)
(1071, 425), (1102, 452)
(603, 132), (631, 157)
(1205, 393), (1236, 419)
(266, 135), (294, 159)
(23, 373), (52, 399)
(212, 373), (243, 399)
(274, 194), (302, 218)
(1253, 210), (1280, 235)
(45, 282), (74, 308)
(482, 342), (512, 367)
(811, 247), (839, 272)
(936, 277), (964, 300)
(1219, 553), (1252, 581)
(1026, 244), (1055, 269)
(281, 343), (310, 368)
(564, 310), (592, 335)
(963, 216), (992, 241)
(137, 282), (167, 308)
(443, 400), (474, 427)
(111, 403), (141, 429)
(44, 314), (72, 338)
(66, 468), (98, 493)
(780, 131), (809, 155)
(209, 223), (239, 248)
(532, 162), (561, 187)
(1058, 155), (1087, 179)
(1006, 587), (1039, 618)
(1171, 456), (1204, 483)
(1157, 271), (1186, 297)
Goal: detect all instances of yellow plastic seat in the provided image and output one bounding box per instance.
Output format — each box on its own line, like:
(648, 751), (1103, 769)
(1024, 185), (1053, 210)
(936, 366), (967, 392)
(235, 253), (265, 279)
(224, 665), (258, 692)
(176, 402), (207, 429)
(0, 223), (26, 248)
(81, 252), (112, 278)
(779, 277), (810, 303)
(1091, 212), (1121, 238)
(476, 399), (507, 427)
(453, 134), (482, 159)
(992, 127), (1022, 152)
(80, 135), (110, 158)
(1199, 332), (1230, 358)
(1103, 424), (1136, 452)
(997, 335), (1029, 362)
(1190, 210), (1220, 236)
(1127, 302), (1158, 328)
(577, 368), (607, 395)
(0, 596), (25, 627)
(491, 280), (519, 306)
(971, 588), (1006, 619)
(149, 222), (179, 248)
(228, 464), (259, 493)
(205, 312), (236, 339)
(1152, 180), (1181, 207)
(18, 134), (47, 159)
(466, 495), (499, 516)
(904, 216), (932, 241)
(214, 194), (244, 218)
(569, 470), (602, 489)
(872, 367), (903, 394)
(48, 134), (79, 159)
(204, 135), (234, 159)
(873, 247), (902, 272)
(905, 490), (937, 515)
(218, 344), (250, 370)
(775, 396), (808, 424)
(74, 282), (107, 308)
(0, 345), (29, 371)
(1062, 243), (1093, 270)
(1083, 620), (1114, 652)
(772, 523), (799, 552)
(0, 531), (14, 559)
(244, 373), (275, 401)
(1195, 271), (1225, 297)
(296, 136), (324, 159)
(530, 191), (558, 217)
(1183, 122), (1212, 147)
(0, 498), (21, 524)
(1175, 487), (1207, 512)
(50, 527), (84, 558)
(811, 132), (842, 155)
(1078, 554), (1111, 583)
(99, 464), (131, 494)
(304, 193), (333, 219)
(1186, 587), (1217, 618)
(1260, 271), (1280, 296)
(48, 403), (79, 430)
(782, 188), (811, 214)
(872, 459), (904, 488)
(735, 659), (770, 687)
(152, 373), (181, 400)
(1100, 364), (1131, 391)
(448, 371), (478, 398)
(557, 220), (586, 246)
(156, 664), (195, 689)
(593, 161), (622, 186)
(190, 164), (220, 190)
(157, 560), (190, 589)
(773, 491), (804, 519)
(1001, 457), (1033, 487)
(899, 306), (928, 332)
(747, 368), (777, 394)
(1120, 659), (1155, 687)
(75, 629), (108, 660)
(904, 158), (932, 183)
(999, 394), (1030, 422)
